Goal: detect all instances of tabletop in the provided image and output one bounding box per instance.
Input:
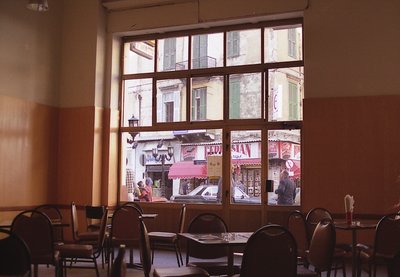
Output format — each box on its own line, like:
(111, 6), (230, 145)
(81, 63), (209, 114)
(179, 232), (253, 245)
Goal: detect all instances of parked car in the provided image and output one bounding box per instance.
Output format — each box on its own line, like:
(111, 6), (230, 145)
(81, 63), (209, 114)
(170, 185), (261, 204)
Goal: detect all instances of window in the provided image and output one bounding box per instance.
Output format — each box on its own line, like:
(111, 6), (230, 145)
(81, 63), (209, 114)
(288, 28), (297, 58)
(227, 31), (240, 58)
(121, 20), (303, 206)
(192, 87), (207, 121)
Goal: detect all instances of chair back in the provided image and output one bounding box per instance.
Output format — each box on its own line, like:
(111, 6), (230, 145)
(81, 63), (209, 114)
(373, 213), (400, 258)
(307, 219), (336, 272)
(35, 204), (63, 242)
(389, 250), (400, 277)
(139, 217), (152, 277)
(11, 210), (56, 265)
(121, 202), (143, 214)
(287, 210), (309, 259)
(178, 204), (187, 233)
(70, 201), (80, 241)
(240, 224), (297, 277)
(305, 207), (333, 240)
(85, 205), (106, 230)
(110, 205), (142, 248)
(110, 245), (127, 277)
(186, 213), (228, 260)
(0, 228), (31, 276)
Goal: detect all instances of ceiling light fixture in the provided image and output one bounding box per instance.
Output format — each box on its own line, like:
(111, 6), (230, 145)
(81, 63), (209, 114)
(27, 0), (49, 12)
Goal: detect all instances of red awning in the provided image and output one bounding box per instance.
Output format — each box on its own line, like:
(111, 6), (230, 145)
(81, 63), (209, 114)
(168, 161), (208, 179)
(232, 158), (261, 166)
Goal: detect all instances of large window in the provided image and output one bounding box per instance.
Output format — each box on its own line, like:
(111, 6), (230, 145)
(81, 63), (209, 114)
(121, 20), (304, 206)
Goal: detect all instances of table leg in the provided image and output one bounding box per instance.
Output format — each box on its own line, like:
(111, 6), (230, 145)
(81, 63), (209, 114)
(227, 247), (234, 277)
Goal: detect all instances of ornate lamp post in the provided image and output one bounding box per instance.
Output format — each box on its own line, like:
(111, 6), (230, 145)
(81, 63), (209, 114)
(152, 145), (174, 196)
(127, 115), (139, 147)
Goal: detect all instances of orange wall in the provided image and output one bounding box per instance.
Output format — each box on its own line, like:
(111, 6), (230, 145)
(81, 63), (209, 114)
(303, 95), (400, 214)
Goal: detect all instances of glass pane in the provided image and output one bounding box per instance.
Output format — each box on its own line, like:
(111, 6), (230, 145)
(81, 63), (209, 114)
(123, 79), (152, 127)
(267, 129), (301, 206)
(190, 76), (223, 121)
(191, 33), (223, 69)
(268, 67), (304, 121)
(226, 29), (261, 66)
(265, 25), (303, 62)
(123, 41), (155, 74)
(156, 79), (187, 123)
(157, 36), (189, 72)
(229, 73), (262, 119)
(230, 130), (262, 205)
(121, 129), (223, 204)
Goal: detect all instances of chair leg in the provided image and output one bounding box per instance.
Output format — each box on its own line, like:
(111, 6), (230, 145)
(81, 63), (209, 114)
(151, 242), (155, 264)
(93, 257), (99, 277)
(174, 244), (181, 267)
(176, 242), (183, 266)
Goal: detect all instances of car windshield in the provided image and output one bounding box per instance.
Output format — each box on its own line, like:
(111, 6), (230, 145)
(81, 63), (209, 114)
(188, 185), (208, 196)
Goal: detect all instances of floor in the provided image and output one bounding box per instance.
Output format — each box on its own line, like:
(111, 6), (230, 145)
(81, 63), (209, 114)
(36, 248), (389, 277)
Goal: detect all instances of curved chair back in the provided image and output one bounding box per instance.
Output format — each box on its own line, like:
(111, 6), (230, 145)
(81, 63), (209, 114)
(240, 224), (297, 277)
(307, 219), (336, 273)
(389, 250), (400, 277)
(139, 218), (153, 277)
(11, 210), (59, 273)
(35, 204), (64, 242)
(305, 207), (333, 240)
(121, 202), (143, 214)
(373, 213), (400, 258)
(0, 228), (31, 276)
(186, 213), (228, 261)
(287, 210), (309, 263)
(110, 205), (142, 247)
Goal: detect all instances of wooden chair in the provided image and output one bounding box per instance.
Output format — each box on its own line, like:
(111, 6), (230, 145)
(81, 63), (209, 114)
(297, 219), (336, 277)
(148, 203), (186, 266)
(388, 250), (400, 277)
(11, 210), (62, 277)
(108, 205), (142, 273)
(139, 217), (210, 277)
(239, 224), (298, 277)
(287, 210), (310, 266)
(57, 208), (108, 277)
(110, 245), (127, 277)
(306, 207), (348, 276)
(121, 201), (144, 214)
(0, 228), (32, 277)
(70, 201), (98, 243)
(185, 213), (241, 276)
(85, 205), (106, 231)
(35, 204), (64, 243)
(357, 213), (400, 277)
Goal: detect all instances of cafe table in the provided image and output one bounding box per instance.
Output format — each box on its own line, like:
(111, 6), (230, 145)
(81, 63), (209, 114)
(179, 232), (252, 277)
(0, 218), (70, 229)
(335, 220), (377, 277)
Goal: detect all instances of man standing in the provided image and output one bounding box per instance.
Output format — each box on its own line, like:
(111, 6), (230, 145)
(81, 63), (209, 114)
(275, 170), (296, 205)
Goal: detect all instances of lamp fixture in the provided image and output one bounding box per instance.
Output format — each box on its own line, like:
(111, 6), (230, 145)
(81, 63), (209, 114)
(27, 0), (49, 12)
(127, 115), (139, 146)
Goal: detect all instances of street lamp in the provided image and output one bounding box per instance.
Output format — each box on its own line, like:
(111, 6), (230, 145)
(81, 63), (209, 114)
(127, 115), (139, 147)
(152, 145), (174, 196)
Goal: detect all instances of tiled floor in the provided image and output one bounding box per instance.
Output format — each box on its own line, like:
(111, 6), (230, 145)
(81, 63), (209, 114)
(37, 249), (389, 277)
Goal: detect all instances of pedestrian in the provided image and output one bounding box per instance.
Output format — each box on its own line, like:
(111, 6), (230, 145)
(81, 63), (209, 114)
(275, 170), (296, 205)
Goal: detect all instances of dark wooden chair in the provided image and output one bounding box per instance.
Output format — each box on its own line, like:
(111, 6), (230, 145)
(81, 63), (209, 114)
(139, 217), (210, 277)
(85, 205), (106, 231)
(35, 204), (64, 243)
(287, 210), (310, 266)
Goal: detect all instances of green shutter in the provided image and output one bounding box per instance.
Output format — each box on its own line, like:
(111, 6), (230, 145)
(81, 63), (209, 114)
(229, 80), (240, 119)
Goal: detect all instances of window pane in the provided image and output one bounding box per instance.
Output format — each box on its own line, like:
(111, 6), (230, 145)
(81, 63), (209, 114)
(230, 130), (262, 205)
(226, 29), (261, 66)
(268, 67), (304, 121)
(122, 129), (223, 204)
(265, 25), (303, 62)
(267, 129), (301, 206)
(156, 79), (187, 123)
(123, 79), (153, 127)
(229, 73), (262, 119)
(190, 76), (223, 121)
(191, 33), (223, 69)
(157, 36), (189, 72)
(123, 41), (155, 74)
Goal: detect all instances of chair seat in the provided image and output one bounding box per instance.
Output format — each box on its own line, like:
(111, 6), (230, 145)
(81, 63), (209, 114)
(77, 231), (99, 241)
(58, 244), (94, 258)
(153, 266), (210, 277)
(296, 265), (319, 276)
(149, 231), (177, 242)
(188, 261), (241, 275)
